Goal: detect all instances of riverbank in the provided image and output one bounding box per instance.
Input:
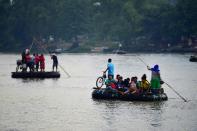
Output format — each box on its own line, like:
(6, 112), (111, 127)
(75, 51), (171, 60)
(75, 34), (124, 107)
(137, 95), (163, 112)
(1, 40), (197, 54)
(48, 45), (197, 53)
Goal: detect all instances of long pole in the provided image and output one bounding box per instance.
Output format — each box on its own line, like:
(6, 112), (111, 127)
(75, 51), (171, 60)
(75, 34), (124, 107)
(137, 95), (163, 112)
(135, 55), (148, 67)
(164, 82), (187, 102)
(135, 54), (188, 102)
(29, 41), (34, 51)
(59, 64), (71, 77)
(33, 38), (71, 78)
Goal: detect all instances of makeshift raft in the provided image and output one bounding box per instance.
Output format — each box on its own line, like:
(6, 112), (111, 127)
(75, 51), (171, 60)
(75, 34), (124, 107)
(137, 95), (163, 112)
(92, 88), (168, 101)
(189, 56), (197, 62)
(11, 71), (60, 78)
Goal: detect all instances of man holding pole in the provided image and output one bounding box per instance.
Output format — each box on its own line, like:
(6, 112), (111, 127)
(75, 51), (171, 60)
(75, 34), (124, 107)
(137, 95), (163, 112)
(51, 53), (58, 72)
(147, 64), (162, 94)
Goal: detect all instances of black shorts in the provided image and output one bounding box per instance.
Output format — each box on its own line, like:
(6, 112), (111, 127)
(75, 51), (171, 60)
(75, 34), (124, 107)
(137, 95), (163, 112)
(53, 62), (58, 68)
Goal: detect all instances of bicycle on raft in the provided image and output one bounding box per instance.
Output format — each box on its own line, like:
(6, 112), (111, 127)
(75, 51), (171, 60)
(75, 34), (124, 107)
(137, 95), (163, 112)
(95, 72), (107, 89)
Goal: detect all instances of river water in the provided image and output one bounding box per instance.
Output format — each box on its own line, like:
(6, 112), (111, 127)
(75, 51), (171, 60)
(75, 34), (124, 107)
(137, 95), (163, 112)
(0, 53), (197, 131)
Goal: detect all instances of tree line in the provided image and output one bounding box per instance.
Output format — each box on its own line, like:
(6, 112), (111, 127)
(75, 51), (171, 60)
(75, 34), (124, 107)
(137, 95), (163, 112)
(0, 0), (196, 52)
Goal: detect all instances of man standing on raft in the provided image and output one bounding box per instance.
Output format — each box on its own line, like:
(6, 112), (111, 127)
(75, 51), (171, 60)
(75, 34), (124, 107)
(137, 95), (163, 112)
(51, 53), (58, 72)
(104, 58), (114, 78)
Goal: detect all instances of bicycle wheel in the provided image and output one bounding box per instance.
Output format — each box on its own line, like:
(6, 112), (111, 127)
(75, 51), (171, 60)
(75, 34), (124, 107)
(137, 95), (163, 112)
(96, 77), (104, 88)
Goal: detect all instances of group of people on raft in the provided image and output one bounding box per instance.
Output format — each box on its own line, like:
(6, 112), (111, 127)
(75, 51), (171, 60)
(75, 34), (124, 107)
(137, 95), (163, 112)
(99, 58), (163, 95)
(17, 49), (58, 72)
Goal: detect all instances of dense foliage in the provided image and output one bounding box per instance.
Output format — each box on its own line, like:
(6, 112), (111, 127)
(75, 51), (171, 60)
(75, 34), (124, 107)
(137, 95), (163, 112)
(0, 0), (196, 51)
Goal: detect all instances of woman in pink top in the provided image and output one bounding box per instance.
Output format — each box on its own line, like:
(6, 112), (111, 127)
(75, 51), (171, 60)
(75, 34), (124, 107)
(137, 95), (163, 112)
(122, 77), (139, 95)
(39, 54), (45, 72)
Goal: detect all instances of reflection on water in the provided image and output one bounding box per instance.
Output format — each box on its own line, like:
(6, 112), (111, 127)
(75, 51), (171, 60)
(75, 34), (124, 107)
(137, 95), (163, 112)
(21, 78), (59, 83)
(0, 53), (197, 131)
(92, 99), (167, 130)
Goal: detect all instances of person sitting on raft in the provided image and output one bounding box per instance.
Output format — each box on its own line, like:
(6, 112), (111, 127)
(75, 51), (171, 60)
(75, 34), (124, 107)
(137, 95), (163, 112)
(115, 74), (120, 81)
(105, 74), (117, 91)
(123, 78), (130, 88)
(121, 77), (139, 95)
(105, 75), (129, 95)
(147, 64), (162, 94)
(116, 76), (130, 92)
(133, 76), (139, 88)
(116, 76), (124, 89)
(138, 74), (150, 94)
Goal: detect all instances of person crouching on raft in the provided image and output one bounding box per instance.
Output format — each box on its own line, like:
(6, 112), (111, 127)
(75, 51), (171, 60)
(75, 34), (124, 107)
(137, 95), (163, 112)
(147, 64), (162, 94)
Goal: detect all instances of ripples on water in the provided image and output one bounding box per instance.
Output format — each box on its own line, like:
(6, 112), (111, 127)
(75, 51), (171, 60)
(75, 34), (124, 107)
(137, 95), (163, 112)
(0, 53), (197, 131)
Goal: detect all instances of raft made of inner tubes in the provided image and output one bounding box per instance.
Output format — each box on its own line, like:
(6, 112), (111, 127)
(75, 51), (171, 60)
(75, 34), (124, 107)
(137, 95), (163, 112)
(189, 56), (197, 62)
(92, 88), (168, 101)
(11, 71), (60, 78)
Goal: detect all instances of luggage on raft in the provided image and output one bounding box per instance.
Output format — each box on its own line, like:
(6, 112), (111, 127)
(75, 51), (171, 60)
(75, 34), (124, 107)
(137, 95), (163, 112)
(11, 71), (60, 78)
(189, 56), (197, 62)
(92, 88), (168, 101)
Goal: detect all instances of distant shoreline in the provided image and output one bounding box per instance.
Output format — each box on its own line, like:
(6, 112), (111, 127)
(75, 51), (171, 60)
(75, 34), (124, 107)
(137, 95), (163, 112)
(0, 50), (196, 54)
